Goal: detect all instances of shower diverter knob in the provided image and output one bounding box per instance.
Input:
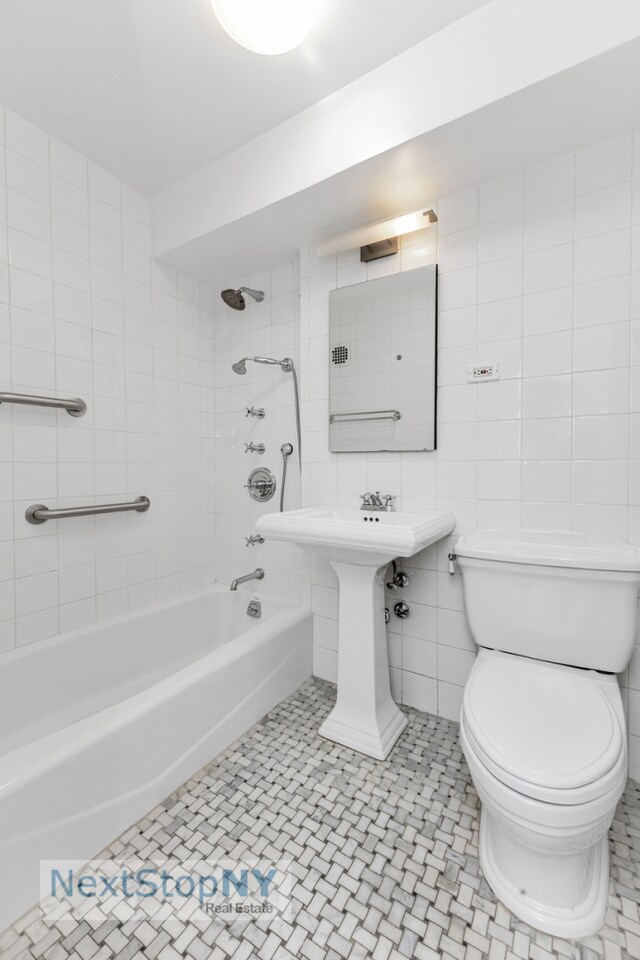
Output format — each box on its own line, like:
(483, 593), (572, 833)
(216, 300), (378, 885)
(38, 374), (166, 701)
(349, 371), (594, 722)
(244, 467), (277, 502)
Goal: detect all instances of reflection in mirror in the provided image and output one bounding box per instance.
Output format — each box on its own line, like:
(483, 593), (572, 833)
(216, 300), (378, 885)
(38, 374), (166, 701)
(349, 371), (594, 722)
(329, 265), (437, 452)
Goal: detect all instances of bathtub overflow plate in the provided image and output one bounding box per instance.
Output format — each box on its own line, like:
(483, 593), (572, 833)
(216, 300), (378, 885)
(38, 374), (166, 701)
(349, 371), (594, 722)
(247, 600), (262, 618)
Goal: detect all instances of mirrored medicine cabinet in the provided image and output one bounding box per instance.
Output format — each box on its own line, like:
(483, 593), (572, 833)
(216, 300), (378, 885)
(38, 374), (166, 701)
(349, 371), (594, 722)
(328, 264), (437, 452)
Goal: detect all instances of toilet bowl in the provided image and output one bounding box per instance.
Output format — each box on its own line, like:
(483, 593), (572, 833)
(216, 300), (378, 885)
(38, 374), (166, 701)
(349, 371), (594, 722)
(454, 530), (640, 938)
(461, 650), (627, 936)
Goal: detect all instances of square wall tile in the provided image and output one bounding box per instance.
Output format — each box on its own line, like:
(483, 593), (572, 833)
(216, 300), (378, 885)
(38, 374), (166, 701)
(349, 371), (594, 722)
(523, 243), (573, 295)
(573, 415), (629, 461)
(524, 200), (573, 253)
(478, 215), (522, 263)
(523, 460), (572, 502)
(574, 368), (629, 417)
(522, 418), (571, 461)
(574, 274), (630, 327)
(575, 182), (631, 239)
(523, 331), (572, 378)
(524, 154), (575, 211)
(573, 321), (630, 373)
(576, 136), (633, 195)
(479, 172), (523, 223)
(438, 187), (478, 236)
(574, 229), (631, 284)
(523, 286), (573, 336)
(478, 256), (522, 303)
(573, 460), (627, 505)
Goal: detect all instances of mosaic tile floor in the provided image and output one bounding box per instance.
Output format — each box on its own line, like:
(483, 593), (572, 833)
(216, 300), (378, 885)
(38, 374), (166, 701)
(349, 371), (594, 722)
(3, 677), (640, 960)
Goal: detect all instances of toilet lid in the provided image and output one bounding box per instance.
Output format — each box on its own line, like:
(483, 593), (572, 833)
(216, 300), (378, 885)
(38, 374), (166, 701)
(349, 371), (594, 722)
(463, 657), (623, 793)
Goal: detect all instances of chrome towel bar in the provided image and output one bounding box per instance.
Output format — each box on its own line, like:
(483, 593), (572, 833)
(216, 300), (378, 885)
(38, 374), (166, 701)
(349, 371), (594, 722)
(330, 409), (401, 423)
(0, 391), (86, 417)
(26, 496), (150, 525)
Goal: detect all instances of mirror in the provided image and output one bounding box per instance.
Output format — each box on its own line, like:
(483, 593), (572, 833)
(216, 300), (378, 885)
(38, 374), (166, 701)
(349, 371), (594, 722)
(329, 264), (437, 452)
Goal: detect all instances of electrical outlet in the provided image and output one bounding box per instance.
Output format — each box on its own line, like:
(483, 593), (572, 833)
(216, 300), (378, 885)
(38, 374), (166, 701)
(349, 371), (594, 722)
(467, 362), (500, 383)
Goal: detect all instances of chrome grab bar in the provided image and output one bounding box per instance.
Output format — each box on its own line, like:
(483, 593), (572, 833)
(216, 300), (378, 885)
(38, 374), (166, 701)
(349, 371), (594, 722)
(330, 409), (401, 424)
(0, 391), (86, 417)
(26, 496), (150, 525)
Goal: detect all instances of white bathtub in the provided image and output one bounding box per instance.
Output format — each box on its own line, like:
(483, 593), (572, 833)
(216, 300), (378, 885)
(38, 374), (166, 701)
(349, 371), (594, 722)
(0, 585), (312, 929)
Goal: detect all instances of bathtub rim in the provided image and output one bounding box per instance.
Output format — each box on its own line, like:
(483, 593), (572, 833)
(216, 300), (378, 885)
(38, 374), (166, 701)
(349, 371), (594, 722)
(0, 582), (292, 671)
(0, 585), (310, 793)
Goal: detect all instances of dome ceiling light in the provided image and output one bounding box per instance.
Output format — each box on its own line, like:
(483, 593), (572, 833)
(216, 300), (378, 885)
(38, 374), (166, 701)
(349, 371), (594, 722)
(210, 0), (322, 56)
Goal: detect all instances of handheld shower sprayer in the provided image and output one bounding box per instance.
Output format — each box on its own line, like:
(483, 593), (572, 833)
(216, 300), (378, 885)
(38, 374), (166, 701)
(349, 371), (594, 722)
(232, 356), (292, 372)
(280, 443), (294, 512)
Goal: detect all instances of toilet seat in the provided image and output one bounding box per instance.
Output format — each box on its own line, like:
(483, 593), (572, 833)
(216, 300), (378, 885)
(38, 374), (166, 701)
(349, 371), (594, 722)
(462, 654), (625, 805)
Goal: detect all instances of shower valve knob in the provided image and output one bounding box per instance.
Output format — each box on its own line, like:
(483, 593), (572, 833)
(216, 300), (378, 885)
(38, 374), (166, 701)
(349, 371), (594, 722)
(245, 467), (277, 502)
(245, 407), (266, 419)
(244, 442), (265, 454)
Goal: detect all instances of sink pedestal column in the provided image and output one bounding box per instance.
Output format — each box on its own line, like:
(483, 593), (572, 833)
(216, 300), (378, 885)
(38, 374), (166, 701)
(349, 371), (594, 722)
(319, 560), (407, 759)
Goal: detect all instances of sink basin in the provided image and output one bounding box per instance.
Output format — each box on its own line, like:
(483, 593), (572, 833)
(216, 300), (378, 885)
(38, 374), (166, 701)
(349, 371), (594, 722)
(256, 506), (455, 565)
(257, 506), (455, 760)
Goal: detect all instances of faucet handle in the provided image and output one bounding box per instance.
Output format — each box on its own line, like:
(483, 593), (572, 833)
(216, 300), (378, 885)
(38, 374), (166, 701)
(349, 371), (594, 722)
(382, 494), (396, 509)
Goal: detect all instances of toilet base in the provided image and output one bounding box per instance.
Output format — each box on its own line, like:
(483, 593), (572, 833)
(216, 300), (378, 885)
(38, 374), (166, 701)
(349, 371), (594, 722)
(479, 809), (609, 939)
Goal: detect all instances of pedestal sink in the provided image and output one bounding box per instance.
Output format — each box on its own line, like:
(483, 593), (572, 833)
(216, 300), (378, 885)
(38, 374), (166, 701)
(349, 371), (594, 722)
(256, 506), (455, 759)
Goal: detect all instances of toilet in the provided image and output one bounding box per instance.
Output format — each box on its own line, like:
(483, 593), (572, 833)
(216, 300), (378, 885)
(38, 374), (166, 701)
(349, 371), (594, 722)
(454, 530), (640, 938)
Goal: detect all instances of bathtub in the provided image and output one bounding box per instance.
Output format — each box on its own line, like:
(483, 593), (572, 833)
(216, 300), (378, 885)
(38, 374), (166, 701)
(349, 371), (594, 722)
(0, 585), (312, 929)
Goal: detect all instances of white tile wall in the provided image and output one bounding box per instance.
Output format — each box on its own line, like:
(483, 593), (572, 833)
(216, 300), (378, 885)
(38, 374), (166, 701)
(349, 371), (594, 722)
(300, 132), (640, 778)
(0, 104), (217, 653)
(3, 100), (640, 777)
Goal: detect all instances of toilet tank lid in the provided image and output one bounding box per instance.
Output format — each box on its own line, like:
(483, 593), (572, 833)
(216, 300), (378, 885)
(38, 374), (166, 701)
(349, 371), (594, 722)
(455, 529), (640, 572)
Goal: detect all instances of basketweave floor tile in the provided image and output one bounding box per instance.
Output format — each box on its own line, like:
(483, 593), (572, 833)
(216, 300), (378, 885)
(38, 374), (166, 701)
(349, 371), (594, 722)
(5, 678), (640, 960)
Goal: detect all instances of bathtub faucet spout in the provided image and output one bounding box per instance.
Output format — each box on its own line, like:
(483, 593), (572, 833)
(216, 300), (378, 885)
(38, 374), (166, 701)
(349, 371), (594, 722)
(230, 568), (265, 591)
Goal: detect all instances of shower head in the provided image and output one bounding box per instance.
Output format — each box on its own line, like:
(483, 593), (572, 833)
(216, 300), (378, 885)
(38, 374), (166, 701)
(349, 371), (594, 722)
(221, 287), (265, 310)
(231, 359), (247, 375)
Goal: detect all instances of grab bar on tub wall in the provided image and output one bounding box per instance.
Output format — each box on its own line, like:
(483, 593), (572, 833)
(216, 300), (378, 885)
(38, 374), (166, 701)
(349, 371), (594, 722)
(26, 496), (150, 525)
(0, 391), (87, 417)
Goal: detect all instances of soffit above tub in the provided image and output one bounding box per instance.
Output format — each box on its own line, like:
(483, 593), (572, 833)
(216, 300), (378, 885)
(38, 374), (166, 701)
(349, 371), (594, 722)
(0, 0), (491, 193)
(152, 0), (640, 283)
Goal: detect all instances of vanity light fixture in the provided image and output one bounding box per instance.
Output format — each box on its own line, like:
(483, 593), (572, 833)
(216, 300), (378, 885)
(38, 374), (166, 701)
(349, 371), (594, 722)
(316, 208), (438, 262)
(210, 0), (322, 55)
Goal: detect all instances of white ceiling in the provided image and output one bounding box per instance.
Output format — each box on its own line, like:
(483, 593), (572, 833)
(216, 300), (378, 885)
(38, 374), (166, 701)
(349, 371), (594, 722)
(160, 39), (640, 283)
(0, 0), (490, 193)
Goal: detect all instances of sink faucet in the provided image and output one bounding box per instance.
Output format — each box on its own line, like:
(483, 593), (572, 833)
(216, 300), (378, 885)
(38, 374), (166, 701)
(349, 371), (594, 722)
(360, 492), (397, 512)
(230, 567), (265, 591)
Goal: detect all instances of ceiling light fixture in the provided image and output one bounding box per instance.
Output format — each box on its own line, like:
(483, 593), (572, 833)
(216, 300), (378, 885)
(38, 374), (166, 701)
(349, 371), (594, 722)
(316, 208), (438, 262)
(210, 0), (322, 55)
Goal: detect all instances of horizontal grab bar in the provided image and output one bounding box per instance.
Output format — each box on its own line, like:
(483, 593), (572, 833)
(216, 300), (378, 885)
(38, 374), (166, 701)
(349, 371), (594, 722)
(26, 496), (150, 525)
(0, 391), (86, 417)
(330, 409), (402, 423)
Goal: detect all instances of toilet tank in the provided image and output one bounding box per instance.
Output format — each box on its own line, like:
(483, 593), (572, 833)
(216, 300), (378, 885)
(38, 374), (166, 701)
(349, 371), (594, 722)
(455, 530), (640, 673)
